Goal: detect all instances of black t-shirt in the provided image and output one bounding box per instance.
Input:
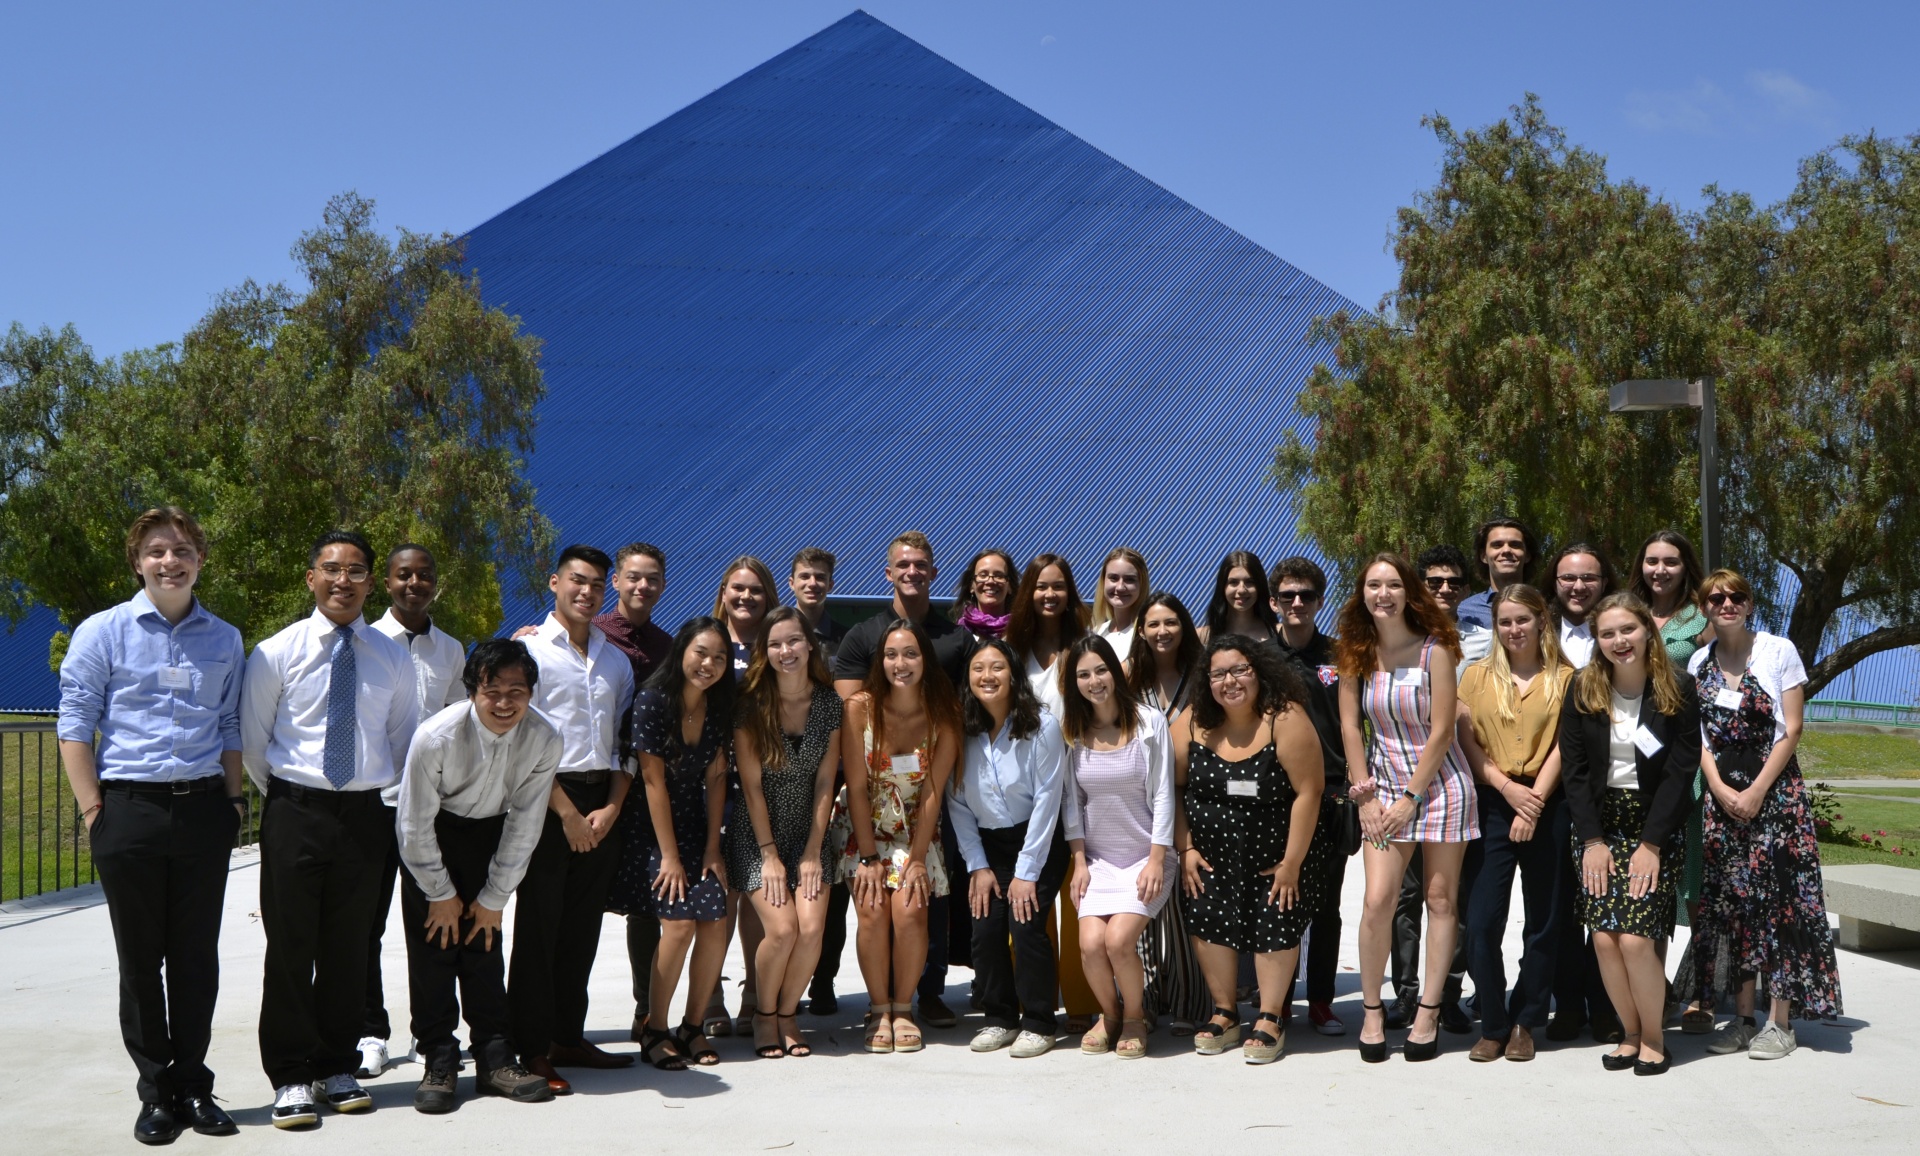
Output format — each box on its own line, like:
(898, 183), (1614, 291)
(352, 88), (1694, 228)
(832, 606), (975, 691)
(1275, 630), (1347, 788)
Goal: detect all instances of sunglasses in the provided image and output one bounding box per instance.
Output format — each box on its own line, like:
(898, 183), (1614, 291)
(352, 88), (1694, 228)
(1424, 576), (1468, 591)
(1707, 591), (1750, 608)
(1276, 590), (1320, 604)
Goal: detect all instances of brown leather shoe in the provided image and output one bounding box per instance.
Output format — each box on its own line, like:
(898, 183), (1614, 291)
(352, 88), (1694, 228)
(549, 1039), (635, 1069)
(523, 1056), (572, 1095)
(1506, 1025), (1536, 1062)
(1468, 1036), (1506, 1062)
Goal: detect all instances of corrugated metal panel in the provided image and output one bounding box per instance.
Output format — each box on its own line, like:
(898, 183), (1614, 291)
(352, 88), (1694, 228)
(0, 606), (62, 712)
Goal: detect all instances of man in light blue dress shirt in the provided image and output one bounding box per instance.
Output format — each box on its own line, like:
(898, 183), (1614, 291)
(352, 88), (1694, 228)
(58, 508), (246, 1144)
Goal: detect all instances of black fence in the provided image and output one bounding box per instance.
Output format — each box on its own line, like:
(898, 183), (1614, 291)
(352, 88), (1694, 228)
(1, 719), (262, 903)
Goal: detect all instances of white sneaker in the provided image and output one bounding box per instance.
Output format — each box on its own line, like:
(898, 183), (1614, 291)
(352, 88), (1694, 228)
(1706, 1018), (1758, 1055)
(1749, 1021), (1797, 1060)
(312, 1072), (373, 1112)
(356, 1037), (389, 1078)
(1010, 1030), (1056, 1059)
(271, 1083), (318, 1129)
(970, 1025), (1018, 1052)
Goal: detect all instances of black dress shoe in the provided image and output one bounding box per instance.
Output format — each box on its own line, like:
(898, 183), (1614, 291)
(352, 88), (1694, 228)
(135, 1102), (183, 1146)
(1546, 1011), (1585, 1042)
(808, 990), (839, 1016)
(174, 1094), (238, 1136)
(1589, 1011), (1626, 1044)
(1600, 1050), (1637, 1071)
(1634, 1051), (1670, 1076)
(1438, 1000), (1474, 1035)
(918, 994), (957, 1028)
(1383, 991), (1417, 1030)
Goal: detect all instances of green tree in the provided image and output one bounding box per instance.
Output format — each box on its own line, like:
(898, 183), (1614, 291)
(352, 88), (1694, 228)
(0, 193), (553, 659)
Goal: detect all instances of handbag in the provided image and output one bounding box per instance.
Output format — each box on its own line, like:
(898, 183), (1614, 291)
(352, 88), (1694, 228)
(1327, 791), (1363, 858)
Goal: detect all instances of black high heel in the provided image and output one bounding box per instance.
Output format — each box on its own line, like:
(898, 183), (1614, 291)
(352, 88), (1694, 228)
(1358, 1002), (1387, 1064)
(1405, 1002), (1442, 1062)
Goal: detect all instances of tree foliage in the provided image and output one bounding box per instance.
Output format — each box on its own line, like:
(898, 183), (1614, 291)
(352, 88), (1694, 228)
(1277, 97), (1920, 696)
(0, 193), (553, 659)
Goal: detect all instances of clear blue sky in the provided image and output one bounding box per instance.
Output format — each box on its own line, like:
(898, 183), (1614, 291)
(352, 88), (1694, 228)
(5, 0), (1916, 357)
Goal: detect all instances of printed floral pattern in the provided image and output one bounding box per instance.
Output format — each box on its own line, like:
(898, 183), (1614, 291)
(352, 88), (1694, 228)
(836, 720), (949, 895)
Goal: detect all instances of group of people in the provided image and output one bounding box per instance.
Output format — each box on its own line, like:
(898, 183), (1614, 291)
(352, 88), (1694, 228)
(57, 509), (1845, 1144)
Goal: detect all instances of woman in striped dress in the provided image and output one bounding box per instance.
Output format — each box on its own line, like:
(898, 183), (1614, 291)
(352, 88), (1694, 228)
(1337, 553), (1476, 1063)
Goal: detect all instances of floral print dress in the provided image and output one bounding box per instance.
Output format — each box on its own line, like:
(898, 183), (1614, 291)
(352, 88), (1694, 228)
(836, 718), (949, 895)
(1691, 646), (1843, 1019)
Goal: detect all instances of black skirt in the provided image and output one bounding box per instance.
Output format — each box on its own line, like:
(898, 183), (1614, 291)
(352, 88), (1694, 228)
(1571, 788), (1682, 941)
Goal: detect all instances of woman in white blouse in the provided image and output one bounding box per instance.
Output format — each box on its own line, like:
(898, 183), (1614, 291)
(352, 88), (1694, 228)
(1090, 548), (1150, 668)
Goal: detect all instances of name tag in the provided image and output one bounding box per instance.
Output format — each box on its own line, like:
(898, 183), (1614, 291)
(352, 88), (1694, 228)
(1713, 688), (1743, 711)
(1632, 726), (1664, 758)
(158, 667), (193, 690)
(1392, 667), (1424, 687)
(891, 752), (921, 777)
(1226, 779), (1259, 798)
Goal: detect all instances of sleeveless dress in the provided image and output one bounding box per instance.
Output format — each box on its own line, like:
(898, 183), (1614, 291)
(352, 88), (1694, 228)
(1070, 736), (1168, 918)
(1361, 637), (1479, 842)
(1181, 734), (1328, 953)
(836, 717), (949, 896)
(609, 688), (731, 921)
(1691, 643), (1843, 1018)
(724, 687), (843, 892)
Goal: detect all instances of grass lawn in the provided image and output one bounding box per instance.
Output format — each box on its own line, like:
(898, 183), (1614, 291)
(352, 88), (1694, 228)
(1, 720), (94, 901)
(1810, 787), (1920, 870)
(1798, 729), (1920, 779)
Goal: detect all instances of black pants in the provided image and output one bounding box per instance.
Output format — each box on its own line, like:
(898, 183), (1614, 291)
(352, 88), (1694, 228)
(402, 811), (517, 1074)
(257, 782), (391, 1089)
(508, 776), (620, 1060)
(1462, 787), (1567, 1039)
(1287, 801), (1351, 1007)
(812, 881), (851, 997)
(362, 805), (400, 1042)
(93, 781), (237, 1103)
(1391, 845), (1467, 1002)
(1551, 800), (1616, 1023)
(918, 811), (970, 1000)
(970, 823), (1069, 1034)
(628, 911), (660, 1022)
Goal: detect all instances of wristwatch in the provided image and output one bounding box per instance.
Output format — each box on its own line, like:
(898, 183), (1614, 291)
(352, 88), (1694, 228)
(859, 853), (882, 867)
(1402, 788), (1425, 806)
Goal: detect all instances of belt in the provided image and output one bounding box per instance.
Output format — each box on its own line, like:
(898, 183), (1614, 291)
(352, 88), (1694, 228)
(268, 777), (387, 808)
(102, 776), (226, 798)
(557, 769), (612, 785)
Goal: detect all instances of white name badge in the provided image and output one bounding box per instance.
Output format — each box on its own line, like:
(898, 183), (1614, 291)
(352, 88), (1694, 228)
(1714, 688), (1743, 711)
(1226, 779), (1259, 798)
(1632, 726), (1664, 758)
(1391, 667), (1424, 687)
(891, 752), (921, 777)
(158, 667), (193, 690)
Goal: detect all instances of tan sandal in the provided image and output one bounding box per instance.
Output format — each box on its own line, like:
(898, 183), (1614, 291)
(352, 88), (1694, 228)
(1080, 1015), (1114, 1055)
(890, 1004), (924, 1053)
(1194, 1005), (1241, 1055)
(1116, 1018), (1148, 1059)
(863, 1007), (894, 1054)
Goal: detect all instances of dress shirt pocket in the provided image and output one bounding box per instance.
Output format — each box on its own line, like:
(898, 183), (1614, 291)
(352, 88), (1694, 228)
(192, 660), (231, 710)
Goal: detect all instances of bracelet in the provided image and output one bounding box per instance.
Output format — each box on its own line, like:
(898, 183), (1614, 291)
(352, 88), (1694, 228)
(1402, 788), (1425, 806)
(228, 796), (247, 807)
(759, 841), (777, 850)
(1346, 781), (1377, 800)
(81, 802), (102, 818)
(859, 853), (881, 866)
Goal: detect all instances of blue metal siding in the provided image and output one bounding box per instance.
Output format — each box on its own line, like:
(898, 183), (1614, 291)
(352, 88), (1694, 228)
(0, 606), (62, 713)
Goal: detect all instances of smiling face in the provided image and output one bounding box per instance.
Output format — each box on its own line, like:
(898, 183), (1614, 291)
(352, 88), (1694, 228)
(1206, 647), (1257, 711)
(1494, 598), (1543, 661)
(969, 554), (1012, 614)
(1272, 579), (1320, 629)
(472, 667), (532, 735)
(614, 553), (665, 617)
(1483, 527), (1530, 586)
(968, 648), (1012, 713)
(1073, 649), (1115, 709)
(1102, 559), (1140, 619)
(549, 559), (606, 630)
(1033, 564), (1070, 621)
(1142, 603), (1184, 658)
(887, 544), (935, 601)
(1555, 552), (1606, 619)
(1640, 542), (1685, 602)
(308, 542), (374, 621)
(385, 548), (438, 619)
(1423, 564), (1468, 615)
(765, 617), (811, 677)
(1594, 607), (1648, 673)
(683, 628), (730, 692)
(136, 526), (202, 597)
(881, 627), (926, 689)
(1362, 561), (1406, 623)
(721, 567), (768, 633)
(1223, 567), (1260, 614)
(1704, 581), (1752, 630)
(789, 562), (833, 610)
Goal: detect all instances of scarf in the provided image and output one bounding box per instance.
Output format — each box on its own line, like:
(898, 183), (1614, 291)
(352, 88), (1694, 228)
(958, 604), (1009, 638)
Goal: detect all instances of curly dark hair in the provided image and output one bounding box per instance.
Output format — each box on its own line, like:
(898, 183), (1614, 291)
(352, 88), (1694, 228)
(1188, 633), (1306, 731)
(959, 637), (1045, 740)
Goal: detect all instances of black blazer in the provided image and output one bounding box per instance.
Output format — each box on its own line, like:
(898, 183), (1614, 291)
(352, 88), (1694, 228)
(1558, 674), (1700, 849)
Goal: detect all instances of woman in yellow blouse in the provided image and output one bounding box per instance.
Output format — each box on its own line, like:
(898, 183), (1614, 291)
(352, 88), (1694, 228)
(1454, 585), (1573, 1062)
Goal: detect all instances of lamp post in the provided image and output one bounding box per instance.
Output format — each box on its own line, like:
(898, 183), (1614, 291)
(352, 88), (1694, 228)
(1610, 377), (1718, 571)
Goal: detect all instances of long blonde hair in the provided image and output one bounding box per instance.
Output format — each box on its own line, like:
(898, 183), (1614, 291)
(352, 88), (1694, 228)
(1572, 592), (1684, 717)
(1477, 584), (1568, 724)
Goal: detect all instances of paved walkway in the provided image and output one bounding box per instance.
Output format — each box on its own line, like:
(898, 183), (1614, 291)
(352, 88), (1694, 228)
(3, 851), (1914, 1154)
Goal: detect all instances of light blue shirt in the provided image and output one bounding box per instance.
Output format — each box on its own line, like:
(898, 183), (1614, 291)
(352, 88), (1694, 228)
(56, 588), (245, 781)
(948, 712), (1066, 882)
(1456, 589), (1496, 631)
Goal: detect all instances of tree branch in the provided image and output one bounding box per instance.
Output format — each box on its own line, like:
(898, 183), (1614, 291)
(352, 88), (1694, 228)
(1806, 623), (1920, 699)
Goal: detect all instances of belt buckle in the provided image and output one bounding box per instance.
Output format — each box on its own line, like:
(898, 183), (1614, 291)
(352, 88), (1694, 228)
(171, 780), (192, 796)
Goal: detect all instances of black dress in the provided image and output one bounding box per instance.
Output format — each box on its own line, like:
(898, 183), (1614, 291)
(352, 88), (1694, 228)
(608, 688), (730, 922)
(724, 687), (843, 892)
(1181, 738), (1328, 954)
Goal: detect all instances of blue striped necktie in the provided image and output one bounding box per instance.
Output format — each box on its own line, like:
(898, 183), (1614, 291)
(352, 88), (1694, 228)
(323, 624), (358, 789)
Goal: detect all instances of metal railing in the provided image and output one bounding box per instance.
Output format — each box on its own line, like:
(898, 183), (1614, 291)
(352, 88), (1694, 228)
(1, 718), (263, 904)
(1804, 699), (1920, 729)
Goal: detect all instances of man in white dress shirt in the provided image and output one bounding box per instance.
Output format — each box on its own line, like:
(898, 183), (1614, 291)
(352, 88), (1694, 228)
(1550, 544), (1615, 671)
(397, 638), (559, 1113)
(240, 531), (419, 1128)
(506, 545), (636, 1094)
(356, 543), (468, 1078)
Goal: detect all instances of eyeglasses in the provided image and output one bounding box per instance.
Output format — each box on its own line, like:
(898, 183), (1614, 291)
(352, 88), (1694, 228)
(1556, 574), (1603, 587)
(1276, 590), (1319, 604)
(1423, 576), (1468, 591)
(316, 564), (371, 582)
(1206, 663), (1255, 684)
(1707, 591), (1750, 608)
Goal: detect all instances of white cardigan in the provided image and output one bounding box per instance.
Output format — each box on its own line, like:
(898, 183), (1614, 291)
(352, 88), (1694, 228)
(1060, 704), (1175, 847)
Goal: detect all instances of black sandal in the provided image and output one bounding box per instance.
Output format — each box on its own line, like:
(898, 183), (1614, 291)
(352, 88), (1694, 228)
(1193, 1005), (1241, 1055)
(1405, 1001), (1442, 1062)
(1359, 1001), (1387, 1064)
(675, 1021), (721, 1066)
(777, 1007), (811, 1057)
(1244, 1012), (1285, 1065)
(639, 1026), (689, 1071)
(751, 1010), (784, 1059)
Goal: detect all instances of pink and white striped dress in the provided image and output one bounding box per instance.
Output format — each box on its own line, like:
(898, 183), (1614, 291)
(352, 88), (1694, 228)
(1361, 637), (1479, 843)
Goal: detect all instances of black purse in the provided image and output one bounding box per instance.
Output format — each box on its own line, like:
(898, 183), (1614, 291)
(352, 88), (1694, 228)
(1327, 791), (1363, 857)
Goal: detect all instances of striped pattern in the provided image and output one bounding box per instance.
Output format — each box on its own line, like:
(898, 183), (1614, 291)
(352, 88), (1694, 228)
(1360, 639), (1479, 842)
